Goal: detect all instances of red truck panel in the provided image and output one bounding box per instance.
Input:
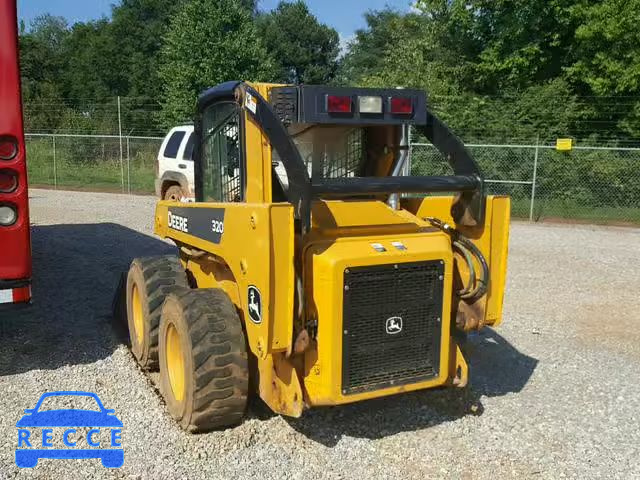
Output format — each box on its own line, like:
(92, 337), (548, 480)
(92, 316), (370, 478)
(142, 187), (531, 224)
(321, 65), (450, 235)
(0, 0), (32, 305)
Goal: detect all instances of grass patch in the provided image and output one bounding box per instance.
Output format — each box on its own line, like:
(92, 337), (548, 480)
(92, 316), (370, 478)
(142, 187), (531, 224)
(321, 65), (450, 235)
(512, 198), (640, 225)
(26, 137), (156, 194)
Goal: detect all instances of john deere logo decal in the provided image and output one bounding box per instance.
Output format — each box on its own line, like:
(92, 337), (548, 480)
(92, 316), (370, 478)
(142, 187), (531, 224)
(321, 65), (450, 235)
(247, 286), (262, 324)
(385, 316), (403, 335)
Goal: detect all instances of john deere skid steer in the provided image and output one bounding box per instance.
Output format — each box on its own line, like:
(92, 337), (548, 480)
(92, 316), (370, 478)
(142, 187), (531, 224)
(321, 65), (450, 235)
(125, 81), (510, 432)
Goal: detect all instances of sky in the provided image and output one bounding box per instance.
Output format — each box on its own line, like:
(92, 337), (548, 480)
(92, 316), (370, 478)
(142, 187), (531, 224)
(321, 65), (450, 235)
(17, 0), (415, 39)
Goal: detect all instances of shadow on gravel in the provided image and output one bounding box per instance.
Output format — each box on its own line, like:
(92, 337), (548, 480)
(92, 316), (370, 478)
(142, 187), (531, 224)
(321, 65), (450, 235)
(286, 328), (538, 446)
(0, 223), (173, 376)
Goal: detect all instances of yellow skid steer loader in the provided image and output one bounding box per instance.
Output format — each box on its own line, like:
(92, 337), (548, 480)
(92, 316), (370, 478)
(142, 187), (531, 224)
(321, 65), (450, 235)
(124, 81), (510, 432)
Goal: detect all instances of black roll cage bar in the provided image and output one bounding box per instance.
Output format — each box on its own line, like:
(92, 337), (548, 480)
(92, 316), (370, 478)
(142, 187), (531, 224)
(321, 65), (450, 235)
(194, 81), (485, 234)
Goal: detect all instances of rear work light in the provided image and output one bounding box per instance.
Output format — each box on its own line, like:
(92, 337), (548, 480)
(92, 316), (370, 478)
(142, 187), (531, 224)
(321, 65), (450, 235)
(390, 97), (413, 115)
(327, 95), (352, 113)
(358, 96), (383, 114)
(0, 204), (17, 226)
(0, 170), (17, 193)
(0, 136), (18, 161)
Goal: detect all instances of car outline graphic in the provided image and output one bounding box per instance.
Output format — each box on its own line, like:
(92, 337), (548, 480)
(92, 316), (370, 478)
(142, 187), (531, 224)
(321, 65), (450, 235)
(15, 391), (123, 468)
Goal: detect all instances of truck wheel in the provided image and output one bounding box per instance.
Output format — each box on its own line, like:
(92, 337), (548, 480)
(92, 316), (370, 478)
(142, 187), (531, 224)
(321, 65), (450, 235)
(126, 256), (189, 370)
(164, 185), (184, 202)
(159, 289), (249, 432)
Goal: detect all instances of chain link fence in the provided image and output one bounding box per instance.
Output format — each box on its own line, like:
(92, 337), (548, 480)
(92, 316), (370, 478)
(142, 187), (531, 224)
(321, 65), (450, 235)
(411, 143), (640, 224)
(25, 133), (162, 194)
(24, 133), (640, 225)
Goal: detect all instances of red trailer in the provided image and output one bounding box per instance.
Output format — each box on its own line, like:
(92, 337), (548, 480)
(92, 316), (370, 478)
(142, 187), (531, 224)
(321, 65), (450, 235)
(0, 0), (32, 308)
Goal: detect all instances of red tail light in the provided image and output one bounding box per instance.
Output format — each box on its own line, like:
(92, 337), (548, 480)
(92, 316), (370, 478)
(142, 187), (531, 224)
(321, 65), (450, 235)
(0, 170), (17, 193)
(327, 95), (352, 113)
(390, 97), (413, 115)
(0, 136), (18, 160)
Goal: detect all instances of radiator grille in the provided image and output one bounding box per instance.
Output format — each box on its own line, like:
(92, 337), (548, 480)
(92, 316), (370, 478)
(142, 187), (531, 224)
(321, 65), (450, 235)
(342, 261), (444, 394)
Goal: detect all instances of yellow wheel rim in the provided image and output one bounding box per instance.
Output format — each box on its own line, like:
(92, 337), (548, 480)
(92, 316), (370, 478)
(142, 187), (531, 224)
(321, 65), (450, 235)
(132, 284), (144, 346)
(166, 324), (186, 402)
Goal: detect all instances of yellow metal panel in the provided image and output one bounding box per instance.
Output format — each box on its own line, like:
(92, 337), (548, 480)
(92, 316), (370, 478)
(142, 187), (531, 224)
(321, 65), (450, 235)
(155, 201), (295, 354)
(267, 204), (296, 351)
(243, 107), (267, 203)
(447, 342), (468, 387)
(485, 196), (511, 326)
(257, 352), (303, 417)
(302, 231), (454, 406)
(156, 199), (302, 416)
(184, 257), (241, 307)
(311, 199), (424, 232)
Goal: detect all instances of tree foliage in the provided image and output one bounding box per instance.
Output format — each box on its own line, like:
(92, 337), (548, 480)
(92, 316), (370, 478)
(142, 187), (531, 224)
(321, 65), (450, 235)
(340, 1), (640, 144)
(16, 0), (640, 143)
(158, 0), (274, 126)
(257, 1), (339, 84)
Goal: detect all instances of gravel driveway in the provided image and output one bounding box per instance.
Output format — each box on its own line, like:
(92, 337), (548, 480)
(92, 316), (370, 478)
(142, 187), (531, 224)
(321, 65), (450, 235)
(1, 189), (639, 479)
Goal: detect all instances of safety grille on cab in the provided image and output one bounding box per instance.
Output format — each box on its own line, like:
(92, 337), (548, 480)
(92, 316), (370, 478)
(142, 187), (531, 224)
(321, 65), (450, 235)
(342, 261), (444, 394)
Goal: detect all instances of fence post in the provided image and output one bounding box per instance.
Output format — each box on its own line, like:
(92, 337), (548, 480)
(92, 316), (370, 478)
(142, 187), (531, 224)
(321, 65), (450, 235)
(126, 136), (131, 194)
(117, 96), (124, 193)
(52, 135), (57, 190)
(405, 124), (412, 176)
(529, 136), (539, 222)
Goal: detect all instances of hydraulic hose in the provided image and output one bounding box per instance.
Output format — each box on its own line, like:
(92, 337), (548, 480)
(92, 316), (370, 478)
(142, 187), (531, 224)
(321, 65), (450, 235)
(456, 235), (488, 300)
(426, 217), (489, 302)
(453, 239), (476, 298)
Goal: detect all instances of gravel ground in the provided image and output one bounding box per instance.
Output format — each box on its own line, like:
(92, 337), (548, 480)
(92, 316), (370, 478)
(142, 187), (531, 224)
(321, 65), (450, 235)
(1, 188), (639, 479)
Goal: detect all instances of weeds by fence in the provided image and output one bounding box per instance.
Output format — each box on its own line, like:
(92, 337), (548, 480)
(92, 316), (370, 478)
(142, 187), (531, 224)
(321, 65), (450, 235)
(24, 133), (640, 225)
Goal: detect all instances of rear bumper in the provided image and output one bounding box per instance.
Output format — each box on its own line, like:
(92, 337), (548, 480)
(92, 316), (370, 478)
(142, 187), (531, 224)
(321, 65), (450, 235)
(0, 278), (31, 308)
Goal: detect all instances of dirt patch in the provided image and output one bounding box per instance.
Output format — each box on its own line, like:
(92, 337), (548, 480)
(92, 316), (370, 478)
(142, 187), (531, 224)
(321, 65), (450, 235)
(575, 301), (640, 359)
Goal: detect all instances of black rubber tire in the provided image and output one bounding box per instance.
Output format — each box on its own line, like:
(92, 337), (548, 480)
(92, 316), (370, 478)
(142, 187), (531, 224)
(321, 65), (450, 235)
(159, 289), (249, 432)
(163, 184), (184, 202)
(126, 256), (189, 370)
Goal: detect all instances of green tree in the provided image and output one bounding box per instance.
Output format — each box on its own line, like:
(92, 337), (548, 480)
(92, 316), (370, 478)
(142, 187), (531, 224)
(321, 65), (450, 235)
(61, 20), (118, 102)
(567, 0), (640, 138)
(19, 15), (71, 132)
(338, 10), (410, 85)
(108, 0), (188, 99)
(346, 10), (475, 95)
(568, 0), (640, 96)
(19, 15), (70, 100)
(107, 0), (190, 133)
(158, 0), (275, 126)
(414, 0), (577, 93)
(257, 1), (339, 84)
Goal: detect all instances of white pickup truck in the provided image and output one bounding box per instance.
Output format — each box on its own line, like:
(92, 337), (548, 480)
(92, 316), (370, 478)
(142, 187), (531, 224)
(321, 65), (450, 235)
(155, 123), (295, 202)
(155, 125), (195, 201)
